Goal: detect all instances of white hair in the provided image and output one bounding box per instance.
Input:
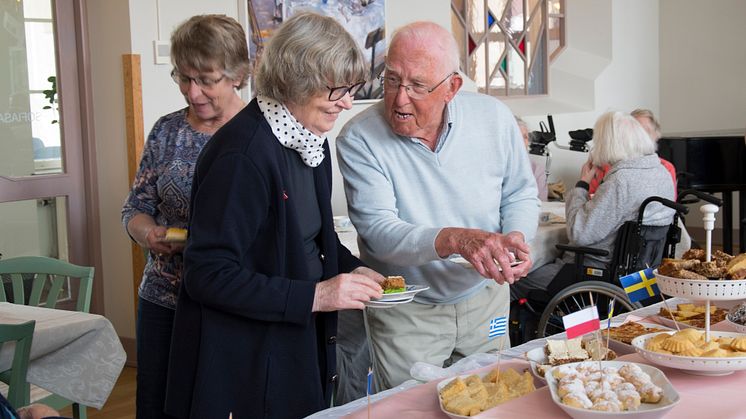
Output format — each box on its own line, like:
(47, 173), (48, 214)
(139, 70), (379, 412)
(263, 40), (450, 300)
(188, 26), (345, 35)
(590, 111), (657, 166)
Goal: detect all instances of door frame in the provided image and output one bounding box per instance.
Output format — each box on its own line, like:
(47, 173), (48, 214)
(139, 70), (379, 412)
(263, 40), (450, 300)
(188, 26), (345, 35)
(0, 0), (103, 314)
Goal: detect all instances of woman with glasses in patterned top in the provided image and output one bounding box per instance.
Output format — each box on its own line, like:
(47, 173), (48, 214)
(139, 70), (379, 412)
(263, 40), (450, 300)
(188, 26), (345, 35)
(164, 12), (385, 419)
(121, 15), (248, 419)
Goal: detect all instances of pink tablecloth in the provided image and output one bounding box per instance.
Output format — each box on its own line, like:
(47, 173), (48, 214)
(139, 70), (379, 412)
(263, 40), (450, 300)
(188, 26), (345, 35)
(344, 346), (746, 418)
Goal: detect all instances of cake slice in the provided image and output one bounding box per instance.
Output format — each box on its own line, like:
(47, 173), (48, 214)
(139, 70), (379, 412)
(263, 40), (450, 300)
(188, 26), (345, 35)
(381, 275), (406, 293)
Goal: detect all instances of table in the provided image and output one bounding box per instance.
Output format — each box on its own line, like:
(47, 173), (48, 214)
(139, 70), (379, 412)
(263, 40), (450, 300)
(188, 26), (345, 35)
(0, 303), (126, 409)
(311, 298), (745, 418)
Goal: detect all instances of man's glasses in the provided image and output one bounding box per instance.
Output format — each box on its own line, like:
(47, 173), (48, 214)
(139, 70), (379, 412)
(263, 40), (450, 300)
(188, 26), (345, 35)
(171, 69), (226, 89)
(379, 72), (457, 100)
(326, 81), (366, 101)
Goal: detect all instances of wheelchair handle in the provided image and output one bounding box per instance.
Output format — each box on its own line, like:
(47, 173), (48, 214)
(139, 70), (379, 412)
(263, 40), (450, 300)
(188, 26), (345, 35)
(677, 189), (723, 207)
(637, 197), (689, 224)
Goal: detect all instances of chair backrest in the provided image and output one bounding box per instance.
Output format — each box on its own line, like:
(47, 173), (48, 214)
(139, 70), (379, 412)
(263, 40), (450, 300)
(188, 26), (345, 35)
(0, 320), (35, 409)
(0, 256), (94, 313)
(611, 221), (671, 280)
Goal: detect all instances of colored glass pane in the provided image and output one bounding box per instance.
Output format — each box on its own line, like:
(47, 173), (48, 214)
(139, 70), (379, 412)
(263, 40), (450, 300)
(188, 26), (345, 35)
(468, 35), (477, 55)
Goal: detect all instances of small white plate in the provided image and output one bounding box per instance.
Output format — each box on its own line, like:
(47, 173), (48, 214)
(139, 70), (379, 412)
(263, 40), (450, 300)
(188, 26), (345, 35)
(374, 284), (430, 302)
(545, 361), (680, 419)
(364, 296), (414, 309)
(726, 315), (746, 333)
(525, 346), (549, 381)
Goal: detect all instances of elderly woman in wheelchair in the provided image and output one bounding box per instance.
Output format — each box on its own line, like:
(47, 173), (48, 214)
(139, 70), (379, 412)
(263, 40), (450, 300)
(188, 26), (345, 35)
(510, 111), (681, 343)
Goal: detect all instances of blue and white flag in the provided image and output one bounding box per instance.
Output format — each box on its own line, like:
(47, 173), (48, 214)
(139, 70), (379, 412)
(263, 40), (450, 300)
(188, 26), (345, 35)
(619, 268), (660, 303)
(488, 316), (507, 339)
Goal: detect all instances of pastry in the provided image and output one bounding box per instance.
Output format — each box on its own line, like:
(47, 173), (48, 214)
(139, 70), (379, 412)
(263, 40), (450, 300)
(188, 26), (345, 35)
(602, 322), (667, 344)
(381, 276), (406, 293)
(661, 336), (695, 353)
(164, 227), (187, 242)
(730, 337), (746, 352)
(439, 368), (535, 416)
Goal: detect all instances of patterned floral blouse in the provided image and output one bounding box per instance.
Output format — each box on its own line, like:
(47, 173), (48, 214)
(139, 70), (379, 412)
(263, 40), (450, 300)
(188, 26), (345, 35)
(122, 108), (211, 309)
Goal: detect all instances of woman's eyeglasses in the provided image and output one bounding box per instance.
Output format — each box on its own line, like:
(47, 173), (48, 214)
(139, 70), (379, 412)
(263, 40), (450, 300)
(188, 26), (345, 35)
(326, 81), (366, 101)
(171, 69), (226, 89)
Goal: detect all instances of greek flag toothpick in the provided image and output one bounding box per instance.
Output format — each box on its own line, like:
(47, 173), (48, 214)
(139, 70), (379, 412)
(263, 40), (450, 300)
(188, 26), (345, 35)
(488, 316), (507, 339)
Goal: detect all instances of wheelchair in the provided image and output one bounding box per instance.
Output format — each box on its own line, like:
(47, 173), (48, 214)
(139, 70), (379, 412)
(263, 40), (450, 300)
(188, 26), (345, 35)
(509, 189), (722, 344)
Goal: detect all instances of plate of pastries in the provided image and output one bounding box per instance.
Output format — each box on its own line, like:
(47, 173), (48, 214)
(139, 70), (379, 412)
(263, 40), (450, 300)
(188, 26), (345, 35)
(632, 328), (746, 375)
(601, 321), (671, 354)
(655, 301), (728, 329)
(526, 337), (616, 381)
(654, 249), (746, 299)
(545, 361), (680, 418)
(657, 249), (746, 280)
(437, 367), (536, 418)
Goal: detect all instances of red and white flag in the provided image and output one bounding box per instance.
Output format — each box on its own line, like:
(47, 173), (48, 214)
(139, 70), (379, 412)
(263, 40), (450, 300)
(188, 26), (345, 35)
(562, 306), (600, 339)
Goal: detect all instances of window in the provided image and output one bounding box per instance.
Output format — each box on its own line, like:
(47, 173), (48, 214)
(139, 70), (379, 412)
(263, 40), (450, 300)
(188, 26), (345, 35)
(451, 0), (565, 96)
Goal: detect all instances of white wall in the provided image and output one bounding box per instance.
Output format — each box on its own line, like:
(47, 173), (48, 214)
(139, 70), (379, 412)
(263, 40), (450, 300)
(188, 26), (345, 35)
(86, 0), (136, 338)
(660, 0), (746, 136)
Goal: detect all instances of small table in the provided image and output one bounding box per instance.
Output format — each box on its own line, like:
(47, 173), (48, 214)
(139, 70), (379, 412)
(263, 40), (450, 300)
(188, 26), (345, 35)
(0, 303), (126, 409)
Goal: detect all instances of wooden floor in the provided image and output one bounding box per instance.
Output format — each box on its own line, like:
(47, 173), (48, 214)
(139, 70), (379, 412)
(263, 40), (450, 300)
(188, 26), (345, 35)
(59, 366), (136, 418)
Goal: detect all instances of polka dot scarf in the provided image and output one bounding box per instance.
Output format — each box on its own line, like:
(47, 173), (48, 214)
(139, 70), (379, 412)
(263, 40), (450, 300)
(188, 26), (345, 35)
(257, 95), (325, 167)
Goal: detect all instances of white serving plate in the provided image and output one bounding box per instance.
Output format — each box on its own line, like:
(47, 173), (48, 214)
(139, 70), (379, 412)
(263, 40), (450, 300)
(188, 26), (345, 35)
(436, 370), (536, 419)
(545, 361), (680, 419)
(654, 270), (746, 300)
(726, 314), (746, 333)
(364, 295), (414, 309)
(631, 331), (746, 376)
(374, 284), (429, 302)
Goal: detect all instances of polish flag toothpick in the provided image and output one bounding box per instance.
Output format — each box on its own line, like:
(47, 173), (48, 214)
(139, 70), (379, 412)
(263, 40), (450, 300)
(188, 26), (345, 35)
(562, 306), (600, 339)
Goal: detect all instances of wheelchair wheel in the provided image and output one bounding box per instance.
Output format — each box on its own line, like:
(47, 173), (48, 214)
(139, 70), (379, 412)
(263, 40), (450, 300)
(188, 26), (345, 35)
(537, 281), (641, 338)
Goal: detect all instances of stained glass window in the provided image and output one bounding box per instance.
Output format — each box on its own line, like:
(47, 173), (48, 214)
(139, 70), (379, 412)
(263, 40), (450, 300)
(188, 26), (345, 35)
(451, 0), (565, 96)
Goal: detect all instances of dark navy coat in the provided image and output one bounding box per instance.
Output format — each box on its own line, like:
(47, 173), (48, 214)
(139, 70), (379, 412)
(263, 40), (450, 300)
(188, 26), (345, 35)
(164, 100), (363, 419)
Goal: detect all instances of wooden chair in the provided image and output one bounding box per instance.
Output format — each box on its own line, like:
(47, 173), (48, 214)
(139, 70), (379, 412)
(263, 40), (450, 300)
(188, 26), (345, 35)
(0, 256), (94, 418)
(0, 320), (35, 409)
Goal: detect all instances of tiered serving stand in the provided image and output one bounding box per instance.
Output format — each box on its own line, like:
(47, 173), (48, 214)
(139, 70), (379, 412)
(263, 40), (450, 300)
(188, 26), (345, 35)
(632, 204), (746, 375)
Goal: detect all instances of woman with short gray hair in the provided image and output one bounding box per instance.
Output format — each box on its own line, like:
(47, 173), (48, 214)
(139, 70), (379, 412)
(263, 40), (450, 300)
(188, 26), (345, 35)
(122, 14), (248, 419)
(165, 12), (384, 418)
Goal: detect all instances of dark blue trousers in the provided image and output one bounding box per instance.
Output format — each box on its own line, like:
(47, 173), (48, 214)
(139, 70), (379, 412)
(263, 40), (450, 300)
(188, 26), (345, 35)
(136, 297), (177, 419)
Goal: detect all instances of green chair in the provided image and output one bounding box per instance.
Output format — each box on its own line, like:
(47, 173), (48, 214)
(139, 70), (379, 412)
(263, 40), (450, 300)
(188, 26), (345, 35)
(0, 256), (94, 418)
(0, 256), (93, 313)
(0, 320), (35, 409)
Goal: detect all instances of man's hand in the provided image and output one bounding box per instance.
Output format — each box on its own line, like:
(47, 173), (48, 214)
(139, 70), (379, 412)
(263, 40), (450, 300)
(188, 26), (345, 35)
(312, 272), (383, 312)
(437, 228), (532, 284)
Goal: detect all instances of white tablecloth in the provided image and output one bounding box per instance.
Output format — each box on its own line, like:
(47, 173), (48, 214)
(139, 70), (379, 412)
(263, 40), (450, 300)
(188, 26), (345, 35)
(0, 303), (126, 409)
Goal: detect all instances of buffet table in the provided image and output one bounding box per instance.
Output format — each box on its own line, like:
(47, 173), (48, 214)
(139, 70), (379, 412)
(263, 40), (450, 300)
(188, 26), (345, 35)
(312, 298), (745, 418)
(0, 303), (126, 409)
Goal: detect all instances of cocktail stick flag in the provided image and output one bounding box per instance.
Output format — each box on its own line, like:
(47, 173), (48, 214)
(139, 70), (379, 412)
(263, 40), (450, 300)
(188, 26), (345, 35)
(562, 306), (600, 339)
(488, 316), (507, 339)
(619, 268), (660, 303)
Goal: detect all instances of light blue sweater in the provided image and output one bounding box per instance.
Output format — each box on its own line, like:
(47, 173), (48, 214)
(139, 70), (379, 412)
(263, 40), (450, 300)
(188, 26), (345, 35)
(336, 91), (540, 304)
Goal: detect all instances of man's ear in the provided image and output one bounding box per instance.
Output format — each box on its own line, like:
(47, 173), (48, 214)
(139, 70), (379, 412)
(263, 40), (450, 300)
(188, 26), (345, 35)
(445, 73), (463, 102)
